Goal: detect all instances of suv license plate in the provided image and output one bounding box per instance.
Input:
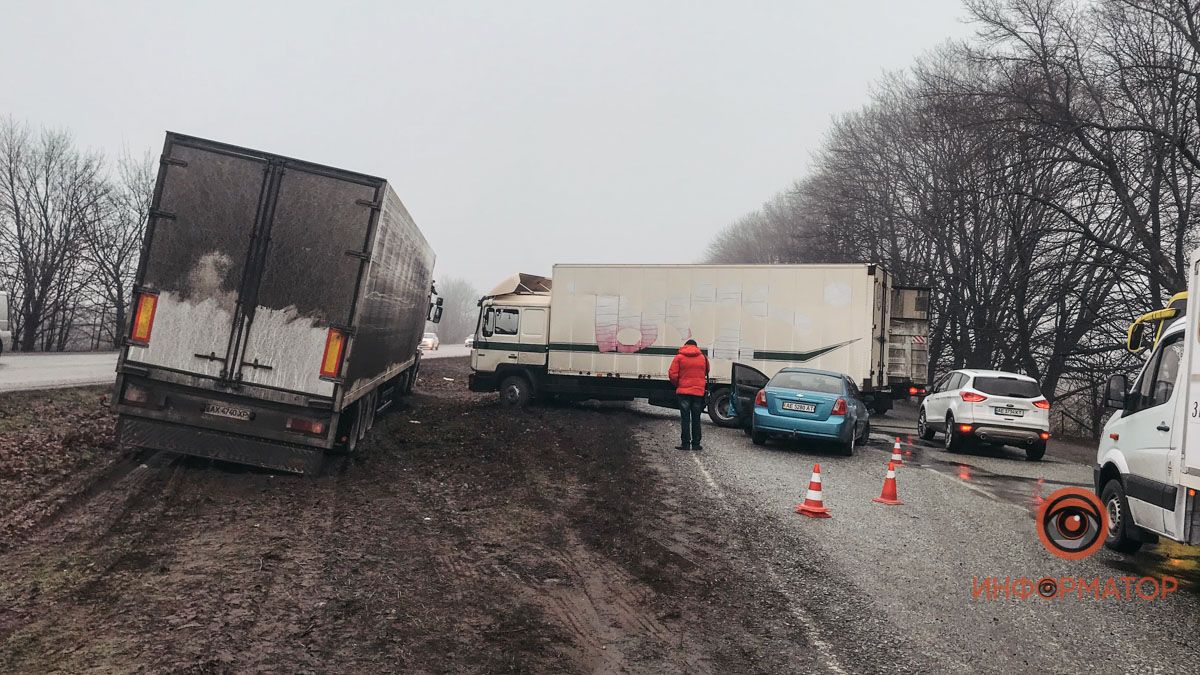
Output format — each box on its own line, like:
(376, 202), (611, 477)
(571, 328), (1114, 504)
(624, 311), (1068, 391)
(204, 402), (254, 421)
(994, 407), (1024, 417)
(782, 401), (817, 413)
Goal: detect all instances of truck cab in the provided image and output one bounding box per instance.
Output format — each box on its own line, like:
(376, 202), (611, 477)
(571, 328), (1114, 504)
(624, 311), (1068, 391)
(1098, 271), (1200, 552)
(468, 274), (552, 406)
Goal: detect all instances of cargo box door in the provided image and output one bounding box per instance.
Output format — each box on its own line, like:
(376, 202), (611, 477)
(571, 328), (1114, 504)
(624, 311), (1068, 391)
(126, 142), (269, 379)
(235, 167), (378, 397)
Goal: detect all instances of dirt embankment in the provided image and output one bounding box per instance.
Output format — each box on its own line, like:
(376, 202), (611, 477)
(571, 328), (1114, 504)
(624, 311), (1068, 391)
(0, 358), (817, 673)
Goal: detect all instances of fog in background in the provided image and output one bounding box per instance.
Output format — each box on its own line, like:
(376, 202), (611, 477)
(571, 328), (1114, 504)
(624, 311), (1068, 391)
(0, 0), (971, 292)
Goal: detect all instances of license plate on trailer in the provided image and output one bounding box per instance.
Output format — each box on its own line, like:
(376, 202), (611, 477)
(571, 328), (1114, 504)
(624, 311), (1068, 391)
(203, 402), (254, 421)
(994, 407), (1024, 417)
(782, 401), (817, 413)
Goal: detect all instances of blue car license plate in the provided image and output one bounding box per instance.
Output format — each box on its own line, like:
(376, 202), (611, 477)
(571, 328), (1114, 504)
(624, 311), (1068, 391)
(782, 401), (816, 413)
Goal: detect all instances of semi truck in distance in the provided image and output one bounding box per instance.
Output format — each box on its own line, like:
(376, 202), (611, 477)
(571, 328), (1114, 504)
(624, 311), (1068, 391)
(468, 264), (929, 423)
(112, 133), (441, 474)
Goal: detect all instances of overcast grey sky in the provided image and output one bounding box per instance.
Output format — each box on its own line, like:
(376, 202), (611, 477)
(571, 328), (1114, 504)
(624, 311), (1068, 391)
(1, 1), (972, 292)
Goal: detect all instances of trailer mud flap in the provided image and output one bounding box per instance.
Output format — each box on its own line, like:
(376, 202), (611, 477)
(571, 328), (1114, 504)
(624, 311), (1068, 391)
(119, 416), (325, 475)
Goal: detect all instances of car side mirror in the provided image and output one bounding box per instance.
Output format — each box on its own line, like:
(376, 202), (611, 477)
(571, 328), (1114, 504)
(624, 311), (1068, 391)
(1105, 374), (1128, 409)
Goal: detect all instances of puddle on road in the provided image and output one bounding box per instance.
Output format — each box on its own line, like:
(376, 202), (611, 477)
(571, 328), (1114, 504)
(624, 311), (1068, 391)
(868, 432), (1088, 515)
(872, 433), (1200, 593)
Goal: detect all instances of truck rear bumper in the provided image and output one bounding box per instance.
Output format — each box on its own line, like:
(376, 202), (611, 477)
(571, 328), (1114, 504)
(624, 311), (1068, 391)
(118, 415), (325, 474)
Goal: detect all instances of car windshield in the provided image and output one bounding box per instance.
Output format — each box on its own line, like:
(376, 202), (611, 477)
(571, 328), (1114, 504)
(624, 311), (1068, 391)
(769, 371), (843, 394)
(972, 376), (1041, 398)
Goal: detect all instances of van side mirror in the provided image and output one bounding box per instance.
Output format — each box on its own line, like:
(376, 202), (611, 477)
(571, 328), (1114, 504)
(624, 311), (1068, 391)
(1127, 323), (1146, 354)
(1105, 374), (1128, 409)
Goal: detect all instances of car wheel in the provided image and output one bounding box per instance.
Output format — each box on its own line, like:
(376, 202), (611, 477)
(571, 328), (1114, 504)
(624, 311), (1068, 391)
(917, 407), (935, 441)
(1025, 440), (1046, 461)
(750, 418), (767, 446)
(500, 375), (532, 408)
(1101, 479), (1144, 554)
(858, 419), (871, 444)
(840, 431), (856, 456)
(706, 388), (738, 428)
(944, 414), (964, 453)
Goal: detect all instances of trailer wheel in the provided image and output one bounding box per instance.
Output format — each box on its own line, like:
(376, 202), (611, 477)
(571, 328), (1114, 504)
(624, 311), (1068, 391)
(500, 375), (532, 408)
(706, 388), (738, 428)
(1101, 479), (1144, 554)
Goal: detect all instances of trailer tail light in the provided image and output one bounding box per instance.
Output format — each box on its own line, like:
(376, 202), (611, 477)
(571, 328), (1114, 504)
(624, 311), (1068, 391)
(754, 390), (766, 407)
(129, 291), (159, 346)
(1033, 399), (1051, 410)
(286, 417), (327, 436)
(960, 391), (987, 403)
(831, 398), (847, 416)
(320, 328), (347, 378)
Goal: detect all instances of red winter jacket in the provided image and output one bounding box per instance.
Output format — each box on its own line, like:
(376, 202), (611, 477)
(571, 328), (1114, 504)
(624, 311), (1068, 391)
(668, 344), (709, 397)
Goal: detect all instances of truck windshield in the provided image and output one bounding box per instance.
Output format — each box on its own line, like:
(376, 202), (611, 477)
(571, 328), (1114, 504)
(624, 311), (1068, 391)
(972, 377), (1042, 398)
(769, 372), (843, 394)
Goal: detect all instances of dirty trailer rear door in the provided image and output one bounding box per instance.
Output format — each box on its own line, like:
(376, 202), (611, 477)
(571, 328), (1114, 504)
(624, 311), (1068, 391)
(126, 134), (377, 401)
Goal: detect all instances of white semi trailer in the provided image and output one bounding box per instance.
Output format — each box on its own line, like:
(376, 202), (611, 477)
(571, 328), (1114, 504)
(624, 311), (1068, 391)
(468, 264), (928, 423)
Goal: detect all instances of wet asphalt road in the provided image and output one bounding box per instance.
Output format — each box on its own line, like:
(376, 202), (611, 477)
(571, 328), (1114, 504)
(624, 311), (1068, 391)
(634, 402), (1200, 674)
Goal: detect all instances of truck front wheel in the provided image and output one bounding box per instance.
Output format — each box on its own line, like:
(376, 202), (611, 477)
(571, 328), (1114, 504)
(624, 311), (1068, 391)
(500, 375), (532, 408)
(706, 388), (738, 428)
(1101, 479), (1144, 554)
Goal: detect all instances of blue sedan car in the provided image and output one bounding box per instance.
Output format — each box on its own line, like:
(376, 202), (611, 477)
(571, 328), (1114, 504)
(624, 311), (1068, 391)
(730, 364), (871, 456)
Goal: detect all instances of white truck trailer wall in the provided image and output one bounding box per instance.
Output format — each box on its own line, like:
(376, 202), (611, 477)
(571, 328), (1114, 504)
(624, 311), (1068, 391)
(547, 264), (888, 387)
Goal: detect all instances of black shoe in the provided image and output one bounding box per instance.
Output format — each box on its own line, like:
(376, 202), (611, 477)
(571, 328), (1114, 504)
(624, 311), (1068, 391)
(691, 444), (703, 451)
(675, 444), (689, 450)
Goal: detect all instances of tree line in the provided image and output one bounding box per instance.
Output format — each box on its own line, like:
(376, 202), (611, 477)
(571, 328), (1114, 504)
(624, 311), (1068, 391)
(0, 117), (153, 352)
(706, 0), (1200, 436)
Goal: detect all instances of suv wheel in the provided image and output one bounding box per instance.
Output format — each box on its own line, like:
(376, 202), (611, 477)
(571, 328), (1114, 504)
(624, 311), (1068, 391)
(1025, 440), (1046, 461)
(917, 407), (935, 441)
(944, 414), (965, 453)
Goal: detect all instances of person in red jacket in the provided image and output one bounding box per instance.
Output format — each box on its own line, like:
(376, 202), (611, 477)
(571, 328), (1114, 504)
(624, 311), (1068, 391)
(668, 339), (710, 450)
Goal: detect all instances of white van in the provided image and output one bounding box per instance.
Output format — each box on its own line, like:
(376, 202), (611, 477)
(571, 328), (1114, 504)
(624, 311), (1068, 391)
(1098, 252), (1200, 552)
(0, 291), (10, 355)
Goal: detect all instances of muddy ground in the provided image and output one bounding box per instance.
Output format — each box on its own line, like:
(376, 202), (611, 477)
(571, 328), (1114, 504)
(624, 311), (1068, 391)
(0, 358), (825, 673)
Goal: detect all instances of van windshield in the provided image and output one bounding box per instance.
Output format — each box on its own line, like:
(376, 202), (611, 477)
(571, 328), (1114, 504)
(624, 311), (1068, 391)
(972, 377), (1042, 398)
(769, 372), (844, 394)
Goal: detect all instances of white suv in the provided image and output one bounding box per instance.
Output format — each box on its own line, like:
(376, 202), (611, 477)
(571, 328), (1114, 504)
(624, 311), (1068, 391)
(917, 369), (1051, 460)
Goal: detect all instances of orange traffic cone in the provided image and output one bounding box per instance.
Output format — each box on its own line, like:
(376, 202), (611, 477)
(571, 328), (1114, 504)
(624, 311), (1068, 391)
(873, 461), (904, 505)
(891, 437), (903, 464)
(795, 463), (832, 518)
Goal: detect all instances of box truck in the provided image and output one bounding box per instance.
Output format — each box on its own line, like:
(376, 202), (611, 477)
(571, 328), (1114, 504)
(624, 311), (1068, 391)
(112, 133), (441, 474)
(1095, 246), (1200, 552)
(468, 264), (926, 423)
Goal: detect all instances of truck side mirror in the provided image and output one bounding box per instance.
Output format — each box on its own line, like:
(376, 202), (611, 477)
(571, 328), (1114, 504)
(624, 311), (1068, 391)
(432, 305), (444, 323)
(1105, 374), (1128, 409)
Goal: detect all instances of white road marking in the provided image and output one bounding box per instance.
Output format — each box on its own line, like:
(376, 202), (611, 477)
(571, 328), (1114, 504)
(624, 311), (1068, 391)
(689, 451), (848, 675)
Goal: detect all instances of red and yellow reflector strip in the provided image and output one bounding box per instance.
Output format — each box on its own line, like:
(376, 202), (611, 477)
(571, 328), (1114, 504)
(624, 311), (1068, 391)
(320, 328), (347, 378)
(129, 292), (159, 346)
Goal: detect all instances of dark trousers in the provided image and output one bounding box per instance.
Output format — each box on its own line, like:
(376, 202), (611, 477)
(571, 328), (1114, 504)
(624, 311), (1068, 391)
(678, 394), (704, 446)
